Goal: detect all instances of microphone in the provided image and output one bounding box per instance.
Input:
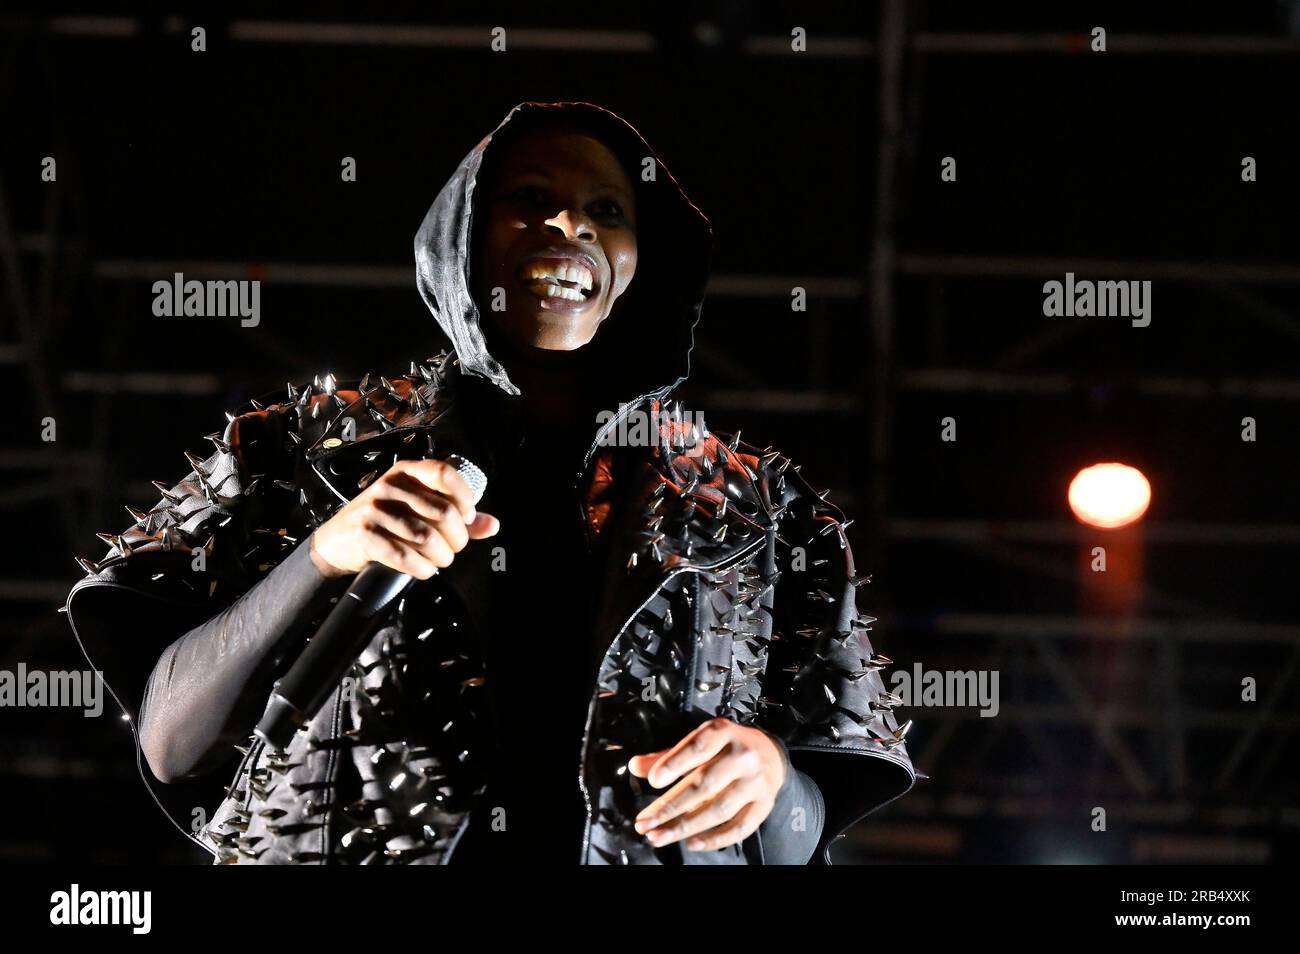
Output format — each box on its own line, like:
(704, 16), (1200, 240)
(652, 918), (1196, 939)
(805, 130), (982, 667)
(254, 453), (487, 749)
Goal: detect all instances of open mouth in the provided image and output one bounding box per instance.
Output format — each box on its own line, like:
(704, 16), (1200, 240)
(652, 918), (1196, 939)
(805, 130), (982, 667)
(519, 258), (597, 302)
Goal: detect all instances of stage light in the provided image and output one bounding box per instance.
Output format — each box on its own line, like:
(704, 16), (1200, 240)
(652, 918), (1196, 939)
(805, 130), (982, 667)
(1068, 463), (1151, 529)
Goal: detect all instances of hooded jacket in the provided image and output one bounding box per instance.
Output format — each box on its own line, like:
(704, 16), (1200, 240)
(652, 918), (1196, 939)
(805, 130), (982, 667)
(63, 101), (917, 864)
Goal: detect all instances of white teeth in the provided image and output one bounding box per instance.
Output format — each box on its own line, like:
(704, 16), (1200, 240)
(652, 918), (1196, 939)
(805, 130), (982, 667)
(536, 282), (585, 301)
(525, 261), (594, 292)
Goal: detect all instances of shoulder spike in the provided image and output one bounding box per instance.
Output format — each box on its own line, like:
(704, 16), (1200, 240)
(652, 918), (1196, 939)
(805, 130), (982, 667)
(184, 451), (208, 475)
(151, 480), (182, 502)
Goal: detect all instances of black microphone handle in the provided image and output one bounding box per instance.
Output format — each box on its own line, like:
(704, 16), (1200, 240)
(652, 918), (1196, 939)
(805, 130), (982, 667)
(255, 563), (413, 749)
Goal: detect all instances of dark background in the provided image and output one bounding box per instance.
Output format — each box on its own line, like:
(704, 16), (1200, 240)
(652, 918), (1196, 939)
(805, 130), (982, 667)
(3, 1), (1298, 864)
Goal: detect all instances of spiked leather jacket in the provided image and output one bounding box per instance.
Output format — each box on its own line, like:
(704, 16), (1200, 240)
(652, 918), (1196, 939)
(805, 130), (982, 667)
(62, 102), (917, 864)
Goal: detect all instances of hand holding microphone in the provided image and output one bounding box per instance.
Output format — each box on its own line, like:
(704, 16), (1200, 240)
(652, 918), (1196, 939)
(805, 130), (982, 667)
(256, 454), (497, 749)
(309, 455), (499, 579)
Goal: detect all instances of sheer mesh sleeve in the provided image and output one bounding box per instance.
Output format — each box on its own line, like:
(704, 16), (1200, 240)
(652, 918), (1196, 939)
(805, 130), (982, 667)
(137, 533), (351, 782)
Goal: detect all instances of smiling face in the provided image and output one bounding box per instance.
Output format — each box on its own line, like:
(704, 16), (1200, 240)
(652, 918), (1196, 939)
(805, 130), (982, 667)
(472, 126), (639, 352)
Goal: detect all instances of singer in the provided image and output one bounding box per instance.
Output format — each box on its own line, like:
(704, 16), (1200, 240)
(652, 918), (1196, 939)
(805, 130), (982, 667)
(64, 101), (916, 865)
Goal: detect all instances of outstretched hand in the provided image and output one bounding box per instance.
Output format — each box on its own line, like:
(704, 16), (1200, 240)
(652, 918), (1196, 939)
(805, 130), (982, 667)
(627, 717), (786, 852)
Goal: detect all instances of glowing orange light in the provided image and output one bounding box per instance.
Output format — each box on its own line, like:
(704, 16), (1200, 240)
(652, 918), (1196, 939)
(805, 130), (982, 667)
(1068, 463), (1151, 529)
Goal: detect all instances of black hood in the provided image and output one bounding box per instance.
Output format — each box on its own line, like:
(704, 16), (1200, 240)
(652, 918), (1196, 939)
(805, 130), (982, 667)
(414, 101), (714, 406)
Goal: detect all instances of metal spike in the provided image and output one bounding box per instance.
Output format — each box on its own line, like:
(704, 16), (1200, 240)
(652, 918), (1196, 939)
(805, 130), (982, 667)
(249, 397), (264, 410)
(75, 556), (100, 575)
(197, 472), (217, 503)
(322, 372), (337, 395)
(727, 430), (741, 452)
(224, 411), (237, 424)
(151, 481), (182, 503)
(183, 451), (208, 475)
(125, 505), (148, 524)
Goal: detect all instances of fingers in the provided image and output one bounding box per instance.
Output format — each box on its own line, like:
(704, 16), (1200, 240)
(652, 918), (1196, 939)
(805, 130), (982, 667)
(631, 738), (759, 831)
(466, 512), (500, 539)
(362, 524), (441, 580)
(312, 456), (499, 577)
(367, 499), (456, 566)
(635, 750), (755, 838)
(373, 469), (500, 552)
(626, 748), (669, 779)
(679, 799), (767, 852)
(394, 458), (478, 522)
(639, 718), (734, 790)
(376, 484), (470, 553)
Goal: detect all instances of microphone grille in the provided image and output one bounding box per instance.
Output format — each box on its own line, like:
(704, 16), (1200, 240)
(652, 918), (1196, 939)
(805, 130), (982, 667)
(443, 453), (487, 505)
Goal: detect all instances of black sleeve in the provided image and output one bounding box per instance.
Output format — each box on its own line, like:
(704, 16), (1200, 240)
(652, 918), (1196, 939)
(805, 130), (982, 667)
(755, 726), (826, 865)
(137, 532), (350, 783)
